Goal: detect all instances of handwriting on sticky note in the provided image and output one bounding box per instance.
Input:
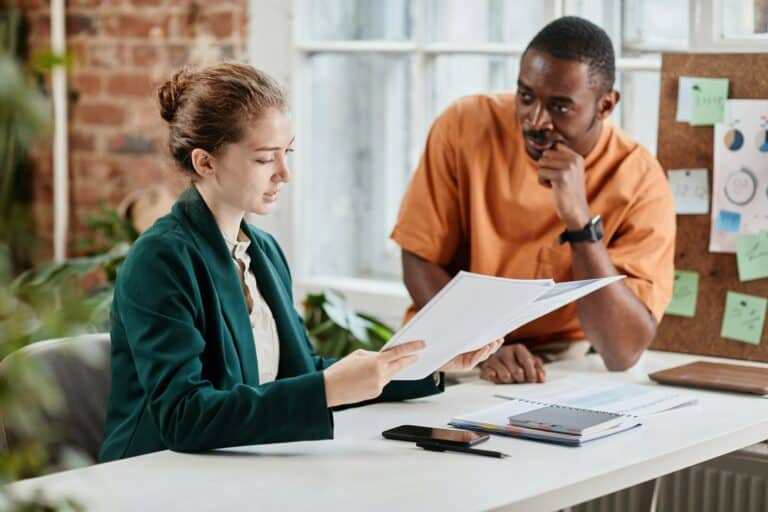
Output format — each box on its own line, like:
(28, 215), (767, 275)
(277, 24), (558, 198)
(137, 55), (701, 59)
(666, 270), (699, 318)
(690, 78), (729, 126)
(716, 209), (741, 233)
(736, 231), (768, 281)
(720, 292), (767, 345)
(668, 169), (709, 214)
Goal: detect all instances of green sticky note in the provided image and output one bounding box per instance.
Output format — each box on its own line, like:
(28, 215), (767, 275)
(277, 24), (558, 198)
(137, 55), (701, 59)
(736, 231), (768, 282)
(666, 270), (699, 318)
(720, 292), (767, 345)
(690, 78), (729, 126)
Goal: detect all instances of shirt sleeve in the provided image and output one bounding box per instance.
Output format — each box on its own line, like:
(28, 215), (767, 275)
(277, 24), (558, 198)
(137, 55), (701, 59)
(607, 150), (676, 323)
(391, 106), (463, 265)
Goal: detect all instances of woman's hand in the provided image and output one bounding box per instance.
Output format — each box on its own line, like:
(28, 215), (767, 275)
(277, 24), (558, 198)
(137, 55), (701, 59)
(323, 340), (425, 408)
(438, 338), (504, 372)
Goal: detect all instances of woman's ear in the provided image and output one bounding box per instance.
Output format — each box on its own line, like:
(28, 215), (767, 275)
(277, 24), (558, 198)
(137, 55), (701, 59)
(190, 148), (216, 179)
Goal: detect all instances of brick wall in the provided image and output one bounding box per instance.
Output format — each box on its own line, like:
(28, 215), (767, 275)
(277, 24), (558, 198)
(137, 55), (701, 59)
(18, 0), (249, 259)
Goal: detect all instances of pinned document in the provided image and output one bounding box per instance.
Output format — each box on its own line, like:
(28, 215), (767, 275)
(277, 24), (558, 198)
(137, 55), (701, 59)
(720, 291), (767, 345)
(666, 270), (699, 318)
(709, 100), (768, 253)
(668, 169), (709, 214)
(736, 231), (768, 282)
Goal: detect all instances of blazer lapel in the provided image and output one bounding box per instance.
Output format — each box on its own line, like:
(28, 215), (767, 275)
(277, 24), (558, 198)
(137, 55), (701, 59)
(243, 227), (316, 378)
(173, 187), (260, 386)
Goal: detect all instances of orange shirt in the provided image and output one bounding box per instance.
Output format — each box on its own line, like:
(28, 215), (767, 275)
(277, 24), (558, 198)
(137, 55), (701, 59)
(391, 93), (675, 346)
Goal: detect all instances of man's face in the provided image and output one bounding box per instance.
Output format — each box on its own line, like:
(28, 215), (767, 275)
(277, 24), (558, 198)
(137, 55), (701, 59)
(516, 48), (617, 160)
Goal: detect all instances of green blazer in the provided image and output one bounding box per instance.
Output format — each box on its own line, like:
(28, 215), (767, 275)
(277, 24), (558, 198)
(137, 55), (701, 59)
(99, 187), (442, 462)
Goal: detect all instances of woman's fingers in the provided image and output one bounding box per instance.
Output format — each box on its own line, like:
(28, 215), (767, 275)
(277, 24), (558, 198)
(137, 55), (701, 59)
(384, 354), (419, 379)
(380, 340), (425, 362)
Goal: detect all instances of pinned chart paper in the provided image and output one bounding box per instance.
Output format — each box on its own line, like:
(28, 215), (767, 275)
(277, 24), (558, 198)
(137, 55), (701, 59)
(676, 77), (729, 125)
(710, 100), (768, 253)
(720, 292), (767, 345)
(666, 270), (699, 318)
(736, 231), (768, 282)
(668, 169), (709, 214)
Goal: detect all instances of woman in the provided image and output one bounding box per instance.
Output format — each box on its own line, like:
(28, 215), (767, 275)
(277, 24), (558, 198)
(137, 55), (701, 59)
(99, 62), (501, 462)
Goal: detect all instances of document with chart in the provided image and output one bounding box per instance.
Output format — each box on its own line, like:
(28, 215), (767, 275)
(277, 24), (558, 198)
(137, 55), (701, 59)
(381, 272), (625, 380)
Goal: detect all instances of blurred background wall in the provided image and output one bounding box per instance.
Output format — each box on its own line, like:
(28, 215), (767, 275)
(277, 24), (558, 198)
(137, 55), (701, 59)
(17, 0), (253, 260)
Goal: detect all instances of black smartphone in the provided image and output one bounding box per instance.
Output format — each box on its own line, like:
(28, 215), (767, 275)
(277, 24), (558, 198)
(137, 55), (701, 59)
(382, 425), (489, 447)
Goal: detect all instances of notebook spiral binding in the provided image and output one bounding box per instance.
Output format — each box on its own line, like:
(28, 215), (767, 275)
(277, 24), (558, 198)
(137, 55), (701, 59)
(509, 397), (641, 419)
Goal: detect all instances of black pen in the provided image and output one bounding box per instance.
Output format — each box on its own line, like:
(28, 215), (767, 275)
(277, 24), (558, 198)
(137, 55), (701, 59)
(417, 441), (509, 459)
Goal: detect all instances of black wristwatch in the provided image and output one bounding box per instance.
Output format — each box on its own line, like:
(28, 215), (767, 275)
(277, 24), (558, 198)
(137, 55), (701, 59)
(558, 214), (603, 245)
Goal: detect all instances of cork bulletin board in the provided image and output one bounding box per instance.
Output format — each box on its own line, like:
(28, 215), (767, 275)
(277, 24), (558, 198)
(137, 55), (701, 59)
(651, 53), (768, 362)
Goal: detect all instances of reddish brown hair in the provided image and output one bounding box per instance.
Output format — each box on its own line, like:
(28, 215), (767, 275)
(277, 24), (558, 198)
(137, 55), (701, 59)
(157, 62), (287, 176)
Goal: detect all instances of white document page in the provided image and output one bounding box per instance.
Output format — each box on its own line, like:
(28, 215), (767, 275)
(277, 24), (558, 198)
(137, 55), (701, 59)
(495, 376), (698, 417)
(381, 274), (625, 381)
(491, 276), (626, 340)
(380, 272), (553, 380)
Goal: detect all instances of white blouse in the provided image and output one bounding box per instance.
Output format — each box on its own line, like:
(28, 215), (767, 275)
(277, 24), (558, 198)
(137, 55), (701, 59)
(223, 231), (280, 384)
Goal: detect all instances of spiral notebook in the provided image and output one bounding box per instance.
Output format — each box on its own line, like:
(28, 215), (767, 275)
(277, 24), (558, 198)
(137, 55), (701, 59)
(507, 401), (627, 436)
(449, 398), (641, 446)
(450, 378), (697, 446)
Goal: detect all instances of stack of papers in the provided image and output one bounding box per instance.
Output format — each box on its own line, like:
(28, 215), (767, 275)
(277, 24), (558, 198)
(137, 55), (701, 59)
(381, 272), (625, 380)
(450, 377), (698, 446)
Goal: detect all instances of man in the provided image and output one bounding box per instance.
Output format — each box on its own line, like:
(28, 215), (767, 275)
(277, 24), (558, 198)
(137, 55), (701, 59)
(390, 16), (675, 384)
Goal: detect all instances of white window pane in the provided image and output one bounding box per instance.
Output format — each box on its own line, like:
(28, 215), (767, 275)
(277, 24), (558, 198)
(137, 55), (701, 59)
(567, 0), (609, 23)
(304, 54), (410, 279)
(721, 0), (768, 38)
(567, 0), (620, 47)
(427, 0), (548, 45)
(432, 55), (517, 118)
(297, 0), (410, 41)
(616, 71), (660, 155)
(623, 0), (689, 50)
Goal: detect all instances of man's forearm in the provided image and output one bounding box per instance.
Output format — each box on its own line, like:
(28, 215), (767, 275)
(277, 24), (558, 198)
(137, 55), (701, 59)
(569, 241), (657, 370)
(401, 250), (452, 308)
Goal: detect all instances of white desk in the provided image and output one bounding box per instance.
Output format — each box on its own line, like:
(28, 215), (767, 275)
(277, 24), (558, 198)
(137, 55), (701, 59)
(8, 351), (768, 512)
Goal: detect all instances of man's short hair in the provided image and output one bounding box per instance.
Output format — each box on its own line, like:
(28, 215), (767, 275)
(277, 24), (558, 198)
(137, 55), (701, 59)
(525, 16), (615, 94)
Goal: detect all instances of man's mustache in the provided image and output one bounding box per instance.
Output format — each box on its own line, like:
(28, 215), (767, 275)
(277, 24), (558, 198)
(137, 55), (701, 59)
(522, 130), (562, 146)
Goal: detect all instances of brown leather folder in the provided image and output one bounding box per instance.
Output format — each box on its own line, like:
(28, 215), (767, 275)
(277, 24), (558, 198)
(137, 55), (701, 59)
(649, 361), (768, 395)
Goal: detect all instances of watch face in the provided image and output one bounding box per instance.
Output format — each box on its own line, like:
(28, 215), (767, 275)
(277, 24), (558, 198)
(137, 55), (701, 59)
(590, 216), (604, 240)
(559, 215), (603, 244)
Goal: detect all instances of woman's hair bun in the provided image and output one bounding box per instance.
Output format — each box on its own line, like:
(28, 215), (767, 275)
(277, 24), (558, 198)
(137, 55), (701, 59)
(158, 68), (192, 122)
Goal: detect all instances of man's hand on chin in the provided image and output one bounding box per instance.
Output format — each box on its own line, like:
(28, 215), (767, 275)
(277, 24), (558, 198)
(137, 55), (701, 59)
(537, 143), (591, 230)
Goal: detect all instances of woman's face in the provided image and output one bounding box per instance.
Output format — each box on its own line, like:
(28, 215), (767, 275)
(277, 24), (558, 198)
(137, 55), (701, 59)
(208, 107), (294, 216)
